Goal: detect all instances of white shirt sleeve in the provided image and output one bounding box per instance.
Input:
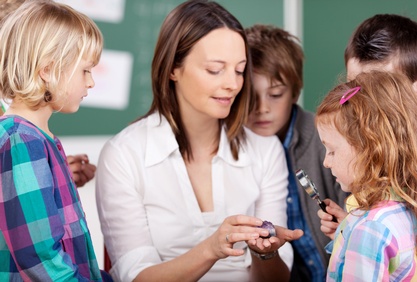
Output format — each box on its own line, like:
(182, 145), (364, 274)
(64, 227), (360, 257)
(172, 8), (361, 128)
(96, 136), (161, 282)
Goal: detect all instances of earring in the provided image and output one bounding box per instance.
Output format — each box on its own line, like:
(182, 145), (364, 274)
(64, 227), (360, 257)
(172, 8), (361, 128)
(44, 91), (52, 102)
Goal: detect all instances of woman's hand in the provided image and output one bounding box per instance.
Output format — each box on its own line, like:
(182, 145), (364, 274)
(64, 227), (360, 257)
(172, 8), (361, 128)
(208, 215), (270, 259)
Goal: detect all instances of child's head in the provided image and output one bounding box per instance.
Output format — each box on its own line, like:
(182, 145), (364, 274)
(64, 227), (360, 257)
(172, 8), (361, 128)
(245, 24), (303, 139)
(345, 14), (417, 84)
(0, 0), (103, 111)
(316, 71), (417, 210)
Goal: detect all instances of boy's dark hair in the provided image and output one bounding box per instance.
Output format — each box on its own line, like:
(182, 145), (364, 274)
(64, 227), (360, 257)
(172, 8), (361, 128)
(345, 14), (417, 82)
(245, 24), (304, 98)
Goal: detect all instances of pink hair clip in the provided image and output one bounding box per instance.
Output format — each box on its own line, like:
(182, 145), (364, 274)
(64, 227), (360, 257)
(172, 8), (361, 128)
(339, 86), (361, 105)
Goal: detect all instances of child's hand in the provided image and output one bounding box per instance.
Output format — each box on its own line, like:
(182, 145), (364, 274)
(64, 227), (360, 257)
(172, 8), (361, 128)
(317, 199), (347, 240)
(67, 154), (97, 188)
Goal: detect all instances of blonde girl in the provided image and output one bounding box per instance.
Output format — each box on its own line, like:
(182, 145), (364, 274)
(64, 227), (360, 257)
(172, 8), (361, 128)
(0, 1), (107, 281)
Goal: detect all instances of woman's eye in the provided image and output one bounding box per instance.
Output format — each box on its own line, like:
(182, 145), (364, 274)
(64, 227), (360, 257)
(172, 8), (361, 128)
(235, 70), (244, 76)
(207, 70), (220, 75)
(327, 151), (335, 156)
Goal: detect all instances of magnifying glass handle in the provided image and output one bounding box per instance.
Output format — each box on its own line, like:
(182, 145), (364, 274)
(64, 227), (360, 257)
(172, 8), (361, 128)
(318, 201), (338, 223)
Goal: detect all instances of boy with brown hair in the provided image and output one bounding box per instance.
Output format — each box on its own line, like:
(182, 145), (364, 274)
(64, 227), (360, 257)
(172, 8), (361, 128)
(245, 24), (347, 282)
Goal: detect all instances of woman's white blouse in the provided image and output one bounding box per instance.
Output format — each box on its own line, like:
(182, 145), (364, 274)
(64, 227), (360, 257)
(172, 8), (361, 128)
(96, 112), (292, 282)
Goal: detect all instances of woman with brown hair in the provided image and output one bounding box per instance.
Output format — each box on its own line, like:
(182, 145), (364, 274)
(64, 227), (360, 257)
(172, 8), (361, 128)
(96, 1), (302, 281)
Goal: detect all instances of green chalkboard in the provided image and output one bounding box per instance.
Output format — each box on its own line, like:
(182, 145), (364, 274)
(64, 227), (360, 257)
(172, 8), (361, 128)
(51, 0), (284, 136)
(303, 0), (417, 112)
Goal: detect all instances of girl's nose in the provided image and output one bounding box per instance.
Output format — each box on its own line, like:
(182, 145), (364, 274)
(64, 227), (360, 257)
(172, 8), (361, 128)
(87, 75), (95, 89)
(323, 157), (331, 169)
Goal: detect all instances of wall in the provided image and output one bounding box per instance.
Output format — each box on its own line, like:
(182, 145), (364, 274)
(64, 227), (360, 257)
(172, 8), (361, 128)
(303, 0), (417, 111)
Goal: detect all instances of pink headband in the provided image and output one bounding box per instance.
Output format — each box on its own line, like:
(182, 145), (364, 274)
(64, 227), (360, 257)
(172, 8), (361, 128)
(340, 86), (361, 105)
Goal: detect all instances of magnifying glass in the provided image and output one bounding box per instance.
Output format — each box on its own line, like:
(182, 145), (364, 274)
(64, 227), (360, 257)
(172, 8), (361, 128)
(295, 168), (337, 222)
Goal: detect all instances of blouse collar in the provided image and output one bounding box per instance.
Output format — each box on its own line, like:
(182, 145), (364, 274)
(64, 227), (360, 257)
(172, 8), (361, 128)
(145, 112), (250, 167)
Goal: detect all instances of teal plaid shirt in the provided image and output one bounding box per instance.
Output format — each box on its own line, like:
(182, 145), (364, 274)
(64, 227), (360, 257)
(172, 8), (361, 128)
(0, 115), (102, 281)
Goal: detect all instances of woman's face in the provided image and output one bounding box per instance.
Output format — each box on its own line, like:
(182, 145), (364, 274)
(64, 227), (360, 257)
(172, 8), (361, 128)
(170, 27), (247, 122)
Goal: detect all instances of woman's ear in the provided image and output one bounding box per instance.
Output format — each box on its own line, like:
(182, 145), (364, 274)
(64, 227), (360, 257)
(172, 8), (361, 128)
(170, 67), (180, 81)
(39, 65), (51, 83)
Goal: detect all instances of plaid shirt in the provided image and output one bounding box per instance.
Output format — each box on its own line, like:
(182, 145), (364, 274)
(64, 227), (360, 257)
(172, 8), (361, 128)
(327, 200), (416, 281)
(0, 116), (101, 281)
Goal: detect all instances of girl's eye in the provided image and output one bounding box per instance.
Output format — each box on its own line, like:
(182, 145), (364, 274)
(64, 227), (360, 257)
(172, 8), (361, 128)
(235, 70), (244, 76)
(84, 70), (91, 74)
(327, 151), (335, 156)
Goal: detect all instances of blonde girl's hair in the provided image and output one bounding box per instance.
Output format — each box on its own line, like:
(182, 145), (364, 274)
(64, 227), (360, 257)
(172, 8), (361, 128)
(316, 71), (417, 215)
(0, 0), (26, 24)
(0, 0), (103, 109)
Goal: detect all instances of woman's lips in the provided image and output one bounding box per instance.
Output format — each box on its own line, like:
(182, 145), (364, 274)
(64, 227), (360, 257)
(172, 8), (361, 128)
(213, 96), (233, 105)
